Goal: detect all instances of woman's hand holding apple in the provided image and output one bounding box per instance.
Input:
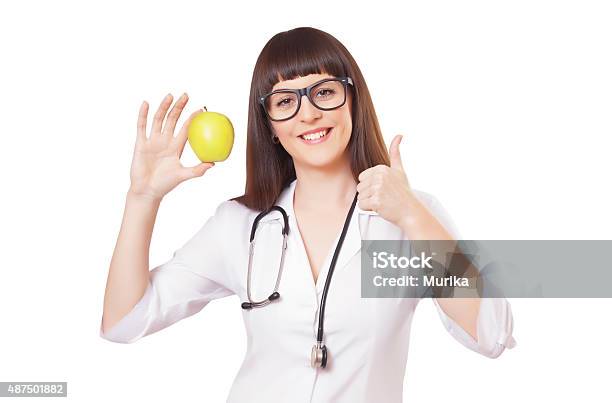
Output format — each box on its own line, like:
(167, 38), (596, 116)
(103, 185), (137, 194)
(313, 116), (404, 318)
(128, 93), (215, 202)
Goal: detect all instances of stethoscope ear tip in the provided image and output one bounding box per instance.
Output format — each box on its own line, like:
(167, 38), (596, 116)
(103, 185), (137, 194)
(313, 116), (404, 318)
(241, 293), (281, 310)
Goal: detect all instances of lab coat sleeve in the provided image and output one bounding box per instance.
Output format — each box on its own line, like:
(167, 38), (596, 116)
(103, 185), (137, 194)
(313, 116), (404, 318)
(100, 201), (236, 344)
(422, 194), (517, 358)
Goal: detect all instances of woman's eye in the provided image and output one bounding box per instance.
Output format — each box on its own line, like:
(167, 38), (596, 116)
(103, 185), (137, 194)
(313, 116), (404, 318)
(316, 89), (335, 97)
(276, 98), (295, 108)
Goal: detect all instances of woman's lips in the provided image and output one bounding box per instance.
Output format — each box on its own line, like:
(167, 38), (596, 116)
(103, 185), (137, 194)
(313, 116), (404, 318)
(298, 128), (332, 145)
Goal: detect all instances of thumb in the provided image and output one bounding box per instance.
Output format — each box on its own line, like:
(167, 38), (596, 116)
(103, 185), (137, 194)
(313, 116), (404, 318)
(181, 162), (215, 180)
(389, 134), (404, 170)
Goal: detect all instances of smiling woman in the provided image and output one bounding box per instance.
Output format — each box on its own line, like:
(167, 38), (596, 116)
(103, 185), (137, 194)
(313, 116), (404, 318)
(233, 27), (390, 211)
(100, 26), (516, 403)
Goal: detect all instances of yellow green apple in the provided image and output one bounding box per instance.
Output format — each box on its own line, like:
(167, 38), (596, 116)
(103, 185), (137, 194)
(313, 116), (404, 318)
(187, 107), (234, 162)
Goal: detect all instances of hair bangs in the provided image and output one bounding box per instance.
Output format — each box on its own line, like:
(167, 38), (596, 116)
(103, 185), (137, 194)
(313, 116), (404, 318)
(257, 28), (349, 95)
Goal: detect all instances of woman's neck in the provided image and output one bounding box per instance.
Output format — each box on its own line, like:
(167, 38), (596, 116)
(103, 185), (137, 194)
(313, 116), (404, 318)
(293, 154), (357, 211)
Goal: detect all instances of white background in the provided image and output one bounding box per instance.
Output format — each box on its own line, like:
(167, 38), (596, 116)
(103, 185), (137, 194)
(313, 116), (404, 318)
(1, 0), (611, 402)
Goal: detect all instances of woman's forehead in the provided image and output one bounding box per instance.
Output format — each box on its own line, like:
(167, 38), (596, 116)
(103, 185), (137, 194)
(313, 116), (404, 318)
(272, 73), (335, 91)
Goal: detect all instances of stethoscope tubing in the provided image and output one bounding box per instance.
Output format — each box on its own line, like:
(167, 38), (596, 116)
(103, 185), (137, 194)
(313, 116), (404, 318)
(242, 206), (289, 310)
(315, 192), (358, 343)
(241, 190), (359, 368)
(244, 233), (288, 308)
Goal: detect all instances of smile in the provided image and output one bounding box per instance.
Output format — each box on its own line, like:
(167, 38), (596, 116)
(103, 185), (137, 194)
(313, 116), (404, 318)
(298, 128), (332, 144)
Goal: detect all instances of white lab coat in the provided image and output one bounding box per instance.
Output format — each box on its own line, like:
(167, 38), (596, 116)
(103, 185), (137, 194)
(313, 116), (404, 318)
(100, 178), (516, 403)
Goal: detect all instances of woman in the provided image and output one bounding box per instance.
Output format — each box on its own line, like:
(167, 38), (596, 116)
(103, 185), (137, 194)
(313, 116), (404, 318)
(100, 27), (516, 403)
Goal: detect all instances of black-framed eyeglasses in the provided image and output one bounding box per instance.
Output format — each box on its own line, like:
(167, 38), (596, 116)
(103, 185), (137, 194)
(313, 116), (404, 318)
(258, 77), (354, 122)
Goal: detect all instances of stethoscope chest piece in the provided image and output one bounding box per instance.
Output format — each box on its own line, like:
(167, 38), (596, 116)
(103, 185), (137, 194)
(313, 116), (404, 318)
(311, 342), (328, 368)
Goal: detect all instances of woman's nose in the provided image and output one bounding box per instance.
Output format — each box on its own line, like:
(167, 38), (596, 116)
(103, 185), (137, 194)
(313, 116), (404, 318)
(298, 95), (322, 122)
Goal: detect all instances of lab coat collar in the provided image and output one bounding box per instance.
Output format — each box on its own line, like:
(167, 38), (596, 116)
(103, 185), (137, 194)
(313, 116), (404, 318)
(266, 178), (379, 221)
(265, 179), (376, 280)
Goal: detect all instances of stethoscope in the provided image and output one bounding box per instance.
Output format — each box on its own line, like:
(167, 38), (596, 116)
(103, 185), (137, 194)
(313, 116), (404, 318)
(241, 192), (359, 369)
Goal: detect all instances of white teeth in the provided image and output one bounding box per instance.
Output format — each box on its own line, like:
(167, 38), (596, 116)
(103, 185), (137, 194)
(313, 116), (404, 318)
(302, 129), (329, 141)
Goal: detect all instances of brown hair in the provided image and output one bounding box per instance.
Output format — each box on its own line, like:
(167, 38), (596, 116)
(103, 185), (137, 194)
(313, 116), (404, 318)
(232, 27), (390, 211)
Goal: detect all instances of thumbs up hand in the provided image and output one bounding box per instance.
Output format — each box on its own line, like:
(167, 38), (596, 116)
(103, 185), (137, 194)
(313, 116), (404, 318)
(356, 134), (418, 227)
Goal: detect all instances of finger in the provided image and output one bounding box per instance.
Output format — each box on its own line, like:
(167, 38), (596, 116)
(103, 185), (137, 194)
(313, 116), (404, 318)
(137, 101), (149, 141)
(389, 134), (404, 171)
(356, 177), (374, 193)
(173, 108), (202, 156)
(358, 166), (377, 182)
(356, 183), (375, 200)
(358, 164), (388, 183)
(358, 196), (377, 213)
(150, 93), (174, 138)
(179, 162), (215, 181)
(162, 92), (189, 137)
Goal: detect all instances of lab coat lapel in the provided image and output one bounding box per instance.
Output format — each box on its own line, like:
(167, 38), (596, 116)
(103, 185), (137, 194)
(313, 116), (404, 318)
(272, 180), (381, 276)
(331, 204), (363, 275)
(333, 204), (381, 274)
(274, 179), (296, 221)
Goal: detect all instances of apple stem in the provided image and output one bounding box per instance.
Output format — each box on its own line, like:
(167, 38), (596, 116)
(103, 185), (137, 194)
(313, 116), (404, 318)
(202, 106), (208, 112)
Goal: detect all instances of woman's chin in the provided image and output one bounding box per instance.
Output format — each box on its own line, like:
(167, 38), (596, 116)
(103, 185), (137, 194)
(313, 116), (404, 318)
(293, 152), (349, 171)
